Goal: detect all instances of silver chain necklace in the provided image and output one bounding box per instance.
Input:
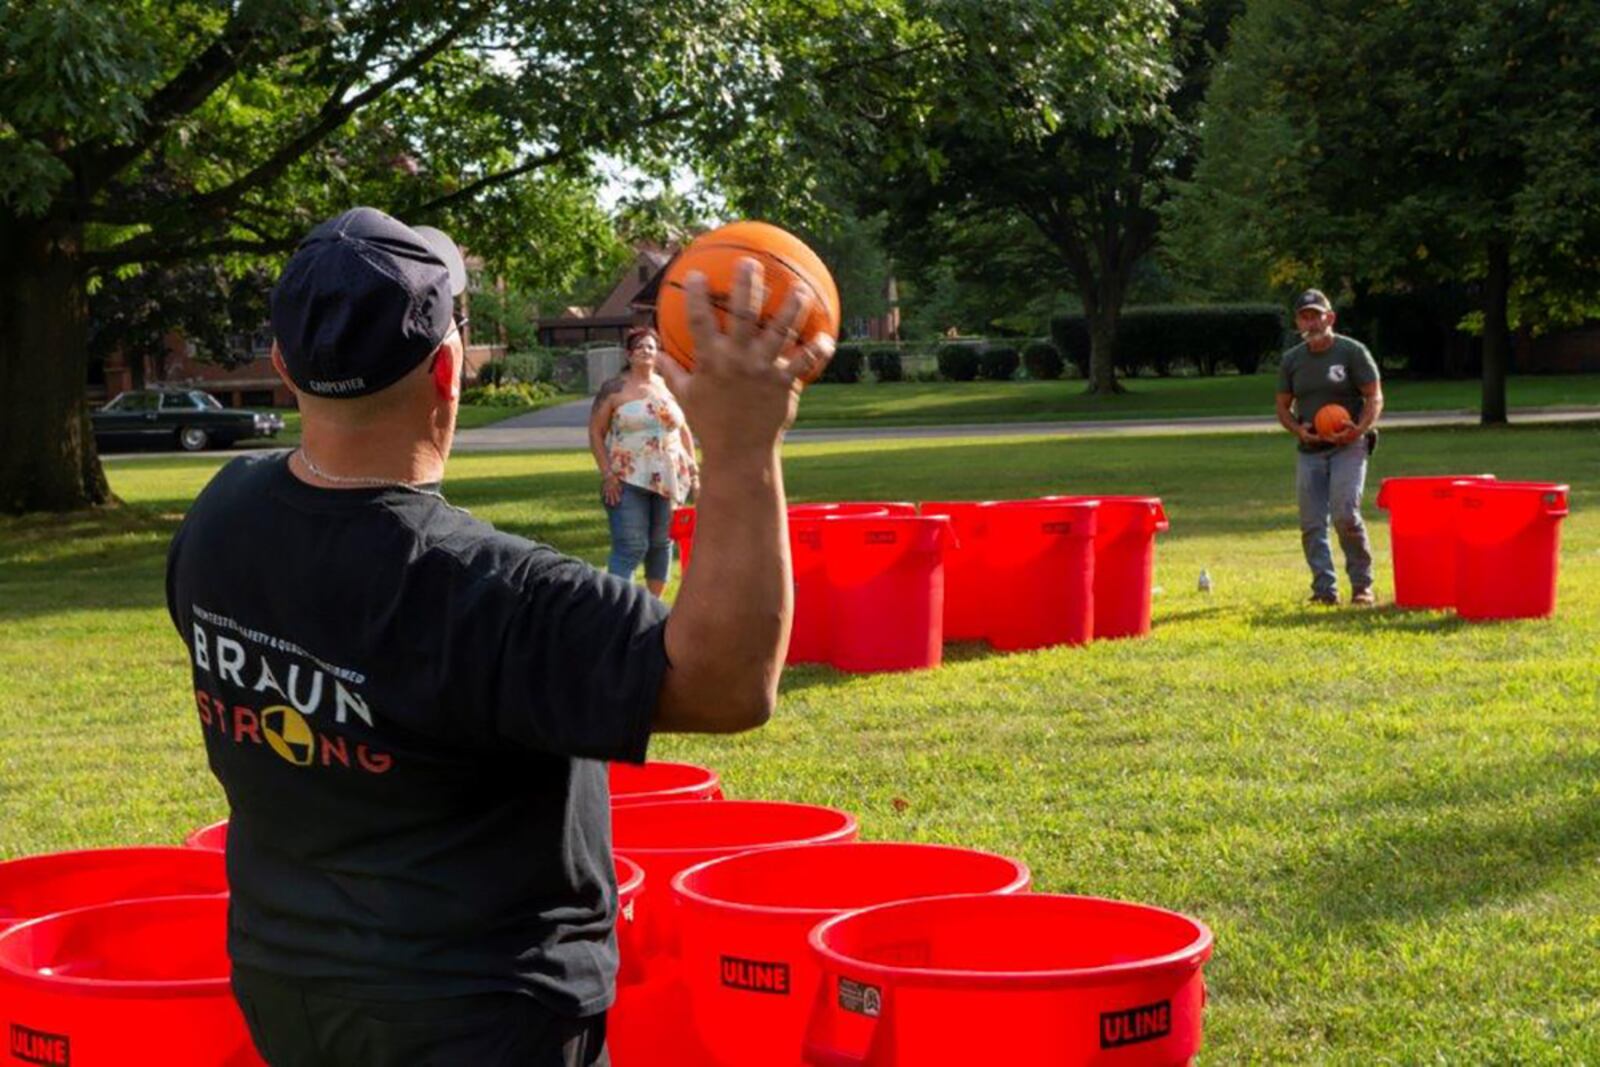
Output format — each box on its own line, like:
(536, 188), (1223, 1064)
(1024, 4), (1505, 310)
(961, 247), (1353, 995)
(294, 447), (444, 499)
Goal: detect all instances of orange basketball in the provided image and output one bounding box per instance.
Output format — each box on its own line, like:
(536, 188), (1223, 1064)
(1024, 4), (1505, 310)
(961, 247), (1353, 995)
(1314, 403), (1353, 438)
(655, 221), (840, 382)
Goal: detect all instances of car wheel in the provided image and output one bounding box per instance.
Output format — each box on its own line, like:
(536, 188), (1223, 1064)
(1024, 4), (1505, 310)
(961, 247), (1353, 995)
(178, 426), (210, 452)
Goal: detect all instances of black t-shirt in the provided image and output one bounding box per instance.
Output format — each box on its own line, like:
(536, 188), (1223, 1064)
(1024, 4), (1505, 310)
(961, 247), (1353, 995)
(164, 452), (669, 1015)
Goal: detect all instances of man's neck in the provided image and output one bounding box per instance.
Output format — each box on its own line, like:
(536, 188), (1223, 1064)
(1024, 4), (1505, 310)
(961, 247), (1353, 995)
(1306, 330), (1336, 353)
(294, 427), (448, 488)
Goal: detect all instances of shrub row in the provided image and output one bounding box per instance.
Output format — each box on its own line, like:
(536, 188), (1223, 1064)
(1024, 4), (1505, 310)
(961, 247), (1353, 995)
(1049, 305), (1285, 377)
(827, 341), (1057, 383)
(820, 306), (1284, 384)
(461, 380), (560, 407)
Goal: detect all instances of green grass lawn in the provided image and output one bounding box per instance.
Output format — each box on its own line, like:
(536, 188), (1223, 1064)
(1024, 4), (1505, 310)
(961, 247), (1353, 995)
(247, 394), (575, 445)
(793, 372), (1600, 427)
(3, 424), (1598, 1063)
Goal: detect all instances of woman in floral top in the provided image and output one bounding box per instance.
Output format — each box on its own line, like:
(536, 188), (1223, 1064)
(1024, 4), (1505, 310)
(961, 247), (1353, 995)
(588, 327), (699, 595)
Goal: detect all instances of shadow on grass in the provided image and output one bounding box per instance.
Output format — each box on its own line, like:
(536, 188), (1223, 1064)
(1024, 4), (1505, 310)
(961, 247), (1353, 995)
(0, 507), (181, 621)
(1248, 602), (1470, 635)
(777, 641), (1010, 695)
(1293, 749), (1600, 930)
(1151, 604), (1228, 626)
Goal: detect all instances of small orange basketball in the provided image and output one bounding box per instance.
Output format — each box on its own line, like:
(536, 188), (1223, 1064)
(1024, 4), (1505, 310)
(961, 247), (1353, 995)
(1314, 403), (1353, 438)
(654, 221), (840, 382)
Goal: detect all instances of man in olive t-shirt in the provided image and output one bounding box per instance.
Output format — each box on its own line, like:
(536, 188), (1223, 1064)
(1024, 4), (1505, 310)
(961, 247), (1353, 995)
(1274, 288), (1385, 605)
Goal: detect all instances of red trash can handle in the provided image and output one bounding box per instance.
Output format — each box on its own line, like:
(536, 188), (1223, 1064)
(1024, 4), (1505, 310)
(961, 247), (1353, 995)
(1543, 490), (1569, 518)
(1376, 481), (1391, 509)
(1151, 500), (1170, 533)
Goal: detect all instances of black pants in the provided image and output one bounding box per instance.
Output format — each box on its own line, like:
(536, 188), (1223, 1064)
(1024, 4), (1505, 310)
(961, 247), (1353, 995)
(232, 968), (609, 1067)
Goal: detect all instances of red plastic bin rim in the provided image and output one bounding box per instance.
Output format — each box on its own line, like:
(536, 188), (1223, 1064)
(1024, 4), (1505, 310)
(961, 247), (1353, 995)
(609, 760), (722, 801)
(1041, 494), (1162, 506)
(1377, 475), (1495, 488)
(610, 799), (860, 856)
(0, 845), (224, 884)
(981, 498), (1100, 510)
(0, 894), (233, 999)
(807, 892), (1214, 991)
(1453, 480), (1569, 494)
(184, 819), (229, 851)
(789, 502), (917, 514)
(615, 854), (645, 899)
(1375, 474), (1497, 508)
(670, 842), (1032, 920)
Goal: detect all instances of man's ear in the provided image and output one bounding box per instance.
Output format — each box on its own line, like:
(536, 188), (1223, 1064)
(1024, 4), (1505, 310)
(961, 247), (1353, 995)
(270, 343), (293, 388)
(431, 343), (460, 401)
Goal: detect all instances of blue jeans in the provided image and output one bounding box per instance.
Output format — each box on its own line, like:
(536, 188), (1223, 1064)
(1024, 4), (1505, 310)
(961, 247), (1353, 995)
(1297, 444), (1373, 597)
(606, 483), (673, 583)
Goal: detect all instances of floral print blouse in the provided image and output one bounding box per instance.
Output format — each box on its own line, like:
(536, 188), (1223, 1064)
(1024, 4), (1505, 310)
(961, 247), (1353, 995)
(606, 392), (696, 504)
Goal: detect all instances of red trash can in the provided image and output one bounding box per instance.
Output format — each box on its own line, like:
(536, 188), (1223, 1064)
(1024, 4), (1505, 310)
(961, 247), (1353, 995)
(918, 502), (993, 642)
(183, 820), (229, 852)
(1374, 475), (1496, 608)
(980, 501), (1098, 650)
(790, 507), (910, 665)
(670, 507), (697, 572)
(787, 514), (848, 665)
(822, 516), (954, 672)
(802, 893), (1213, 1067)
(0, 896), (265, 1067)
(1453, 481), (1569, 621)
(609, 801), (858, 1067)
(789, 502), (918, 518)
(0, 847), (229, 934)
(1044, 496), (1168, 639)
(673, 842), (1030, 1067)
(615, 854), (648, 987)
(610, 761), (725, 806)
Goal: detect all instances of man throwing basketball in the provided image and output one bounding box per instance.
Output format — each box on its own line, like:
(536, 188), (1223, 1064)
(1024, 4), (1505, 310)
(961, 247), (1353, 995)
(1274, 288), (1384, 606)
(166, 207), (831, 1065)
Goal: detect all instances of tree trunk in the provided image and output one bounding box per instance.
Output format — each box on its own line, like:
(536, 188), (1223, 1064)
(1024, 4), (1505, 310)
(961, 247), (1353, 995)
(1480, 240), (1511, 425)
(0, 214), (114, 513)
(1081, 282), (1127, 396)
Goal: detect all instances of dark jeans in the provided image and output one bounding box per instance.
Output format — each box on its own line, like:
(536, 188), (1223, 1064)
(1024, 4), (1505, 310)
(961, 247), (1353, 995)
(605, 482), (673, 582)
(232, 967), (609, 1067)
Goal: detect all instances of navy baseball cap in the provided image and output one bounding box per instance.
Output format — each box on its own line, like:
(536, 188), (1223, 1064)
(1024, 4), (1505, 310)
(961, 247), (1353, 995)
(270, 207), (467, 398)
(1293, 288), (1332, 313)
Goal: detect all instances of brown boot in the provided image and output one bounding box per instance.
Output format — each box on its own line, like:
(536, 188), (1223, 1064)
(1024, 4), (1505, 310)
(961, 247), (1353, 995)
(1350, 587), (1375, 606)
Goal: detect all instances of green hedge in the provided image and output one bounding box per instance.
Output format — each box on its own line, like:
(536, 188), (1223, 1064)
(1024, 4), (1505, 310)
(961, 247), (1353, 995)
(936, 343), (981, 381)
(1022, 340), (1064, 380)
(1050, 304), (1285, 377)
(868, 349), (904, 382)
(461, 380), (559, 407)
(978, 345), (1019, 381)
(824, 345), (865, 383)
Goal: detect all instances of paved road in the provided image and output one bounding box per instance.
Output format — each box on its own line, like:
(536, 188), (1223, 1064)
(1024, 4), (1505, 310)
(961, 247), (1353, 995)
(102, 402), (1599, 461)
(448, 401), (1600, 453)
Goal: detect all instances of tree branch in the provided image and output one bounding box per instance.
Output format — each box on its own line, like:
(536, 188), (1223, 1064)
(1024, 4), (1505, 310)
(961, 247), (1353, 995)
(813, 32), (963, 84)
(88, 233), (298, 269)
(71, 5), (274, 197)
(184, 15), (481, 219)
(400, 103), (697, 221)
